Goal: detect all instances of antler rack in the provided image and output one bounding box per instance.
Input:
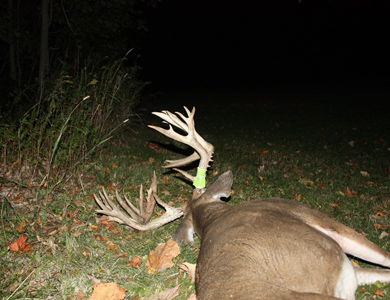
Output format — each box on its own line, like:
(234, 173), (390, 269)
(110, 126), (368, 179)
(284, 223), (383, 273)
(94, 172), (183, 231)
(94, 106), (214, 230)
(148, 106), (214, 182)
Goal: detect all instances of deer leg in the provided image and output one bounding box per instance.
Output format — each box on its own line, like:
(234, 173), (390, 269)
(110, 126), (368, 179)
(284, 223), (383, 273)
(173, 216), (195, 245)
(355, 268), (390, 285)
(312, 224), (390, 268)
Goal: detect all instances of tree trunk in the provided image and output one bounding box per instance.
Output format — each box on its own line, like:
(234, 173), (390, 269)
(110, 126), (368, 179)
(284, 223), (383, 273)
(39, 0), (51, 99)
(8, 0), (17, 85)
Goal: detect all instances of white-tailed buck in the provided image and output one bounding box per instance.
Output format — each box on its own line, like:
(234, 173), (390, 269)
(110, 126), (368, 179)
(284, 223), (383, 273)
(95, 107), (390, 300)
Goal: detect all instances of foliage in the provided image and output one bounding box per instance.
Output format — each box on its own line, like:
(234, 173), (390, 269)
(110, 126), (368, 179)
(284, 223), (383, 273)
(0, 0), (158, 114)
(1, 54), (146, 191)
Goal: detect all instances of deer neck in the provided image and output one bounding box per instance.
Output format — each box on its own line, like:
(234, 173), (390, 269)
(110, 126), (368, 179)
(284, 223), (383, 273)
(191, 201), (231, 239)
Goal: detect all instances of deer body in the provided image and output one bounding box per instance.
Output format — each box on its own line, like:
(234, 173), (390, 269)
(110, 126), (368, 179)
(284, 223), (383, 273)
(174, 171), (390, 300)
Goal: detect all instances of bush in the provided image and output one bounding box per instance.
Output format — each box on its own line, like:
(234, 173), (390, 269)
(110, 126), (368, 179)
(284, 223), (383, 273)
(0, 53), (146, 189)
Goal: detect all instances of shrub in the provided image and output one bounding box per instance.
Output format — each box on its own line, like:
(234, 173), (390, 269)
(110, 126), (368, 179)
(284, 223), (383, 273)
(1, 52), (146, 190)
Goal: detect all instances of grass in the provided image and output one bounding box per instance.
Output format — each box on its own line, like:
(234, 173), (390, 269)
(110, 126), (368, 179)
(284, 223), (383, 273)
(1, 93), (389, 299)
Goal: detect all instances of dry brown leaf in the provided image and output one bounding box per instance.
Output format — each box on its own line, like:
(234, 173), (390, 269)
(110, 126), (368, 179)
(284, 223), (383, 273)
(187, 294), (197, 300)
(88, 282), (127, 300)
(351, 260), (360, 268)
(343, 186), (358, 197)
(179, 262), (196, 283)
(374, 288), (385, 297)
(360, 171), (370, 177)
(7, 234), (31, 253)
(131, 256), (142, 268)
(376, 211), (388, 217)
(16, 222), (27, 233)
(157, 285), (180, 300)
(374, 224), (390, 230)
(146, 239), (181, 272)
(379, 231), (389, 239)
(164, 175), (169, 185)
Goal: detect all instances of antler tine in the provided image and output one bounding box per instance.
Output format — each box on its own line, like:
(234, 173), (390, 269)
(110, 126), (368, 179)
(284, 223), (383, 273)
(164, 152), (201, 169)
(173, 168), (195, 182)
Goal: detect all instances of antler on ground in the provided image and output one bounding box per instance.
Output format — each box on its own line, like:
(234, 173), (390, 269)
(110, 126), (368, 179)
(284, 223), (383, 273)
(148, 106), (214, 182)
(94, 172), (183, 231)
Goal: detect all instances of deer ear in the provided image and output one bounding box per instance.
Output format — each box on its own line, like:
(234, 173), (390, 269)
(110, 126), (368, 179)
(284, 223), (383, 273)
(202, 171), (233, 201)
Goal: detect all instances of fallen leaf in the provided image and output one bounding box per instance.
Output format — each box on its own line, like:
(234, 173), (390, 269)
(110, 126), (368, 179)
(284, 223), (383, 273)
(351, 261), (360, 268)
(360, 171), (370, 177)
(131, 256), (142, 268)
(75, 200), (84, 207)
(374, 288), (385, 297)
(187, 294), (197, 300)
(164, 175), (169, 185)
(88, 282), (127, 300)
(146, 239), (181, 272)
(69, 208), (79, 218)
(379, 231), (389, 239)
(376, 211), (388, 217)
(101, 220), (116, 230)
(7, 234), (32, 253)
(343, 186), (358, 197)
(348, 141), (356, 147)
(179, 262), (196, 283)
(77, 291), (86, 299)
(107, 185), (117, 192)
(374, 224), (390, 230)
(108, 243), (119, 253)
(296, 194), (301, 201)
(157, 285), (180, 300)
(16, 222), (27, 233)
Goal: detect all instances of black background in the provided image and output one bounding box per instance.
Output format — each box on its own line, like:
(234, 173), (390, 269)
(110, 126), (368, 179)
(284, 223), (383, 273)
(140, 0), (390, 96)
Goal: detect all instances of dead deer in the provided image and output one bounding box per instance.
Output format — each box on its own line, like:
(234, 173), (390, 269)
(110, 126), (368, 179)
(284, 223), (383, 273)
(95, 107), (390, 300)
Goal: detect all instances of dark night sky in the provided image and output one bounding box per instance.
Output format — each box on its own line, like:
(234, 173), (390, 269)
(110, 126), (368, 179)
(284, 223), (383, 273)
(140, 0), (390, 95)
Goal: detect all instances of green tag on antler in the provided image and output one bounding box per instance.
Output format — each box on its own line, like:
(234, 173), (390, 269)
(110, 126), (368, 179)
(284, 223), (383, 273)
(193, 168), (206, 188)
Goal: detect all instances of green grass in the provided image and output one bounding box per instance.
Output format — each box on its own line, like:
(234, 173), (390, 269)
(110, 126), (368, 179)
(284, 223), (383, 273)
(1, 96), (389, 299)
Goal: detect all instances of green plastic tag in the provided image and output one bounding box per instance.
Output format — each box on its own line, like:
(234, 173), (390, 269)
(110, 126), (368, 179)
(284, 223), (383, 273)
(193, 168), (206, 188)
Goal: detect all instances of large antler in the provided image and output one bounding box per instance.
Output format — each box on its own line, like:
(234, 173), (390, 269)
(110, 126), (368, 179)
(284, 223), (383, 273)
(94, 172), (184, 231)
(148, 107), (214, 183)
